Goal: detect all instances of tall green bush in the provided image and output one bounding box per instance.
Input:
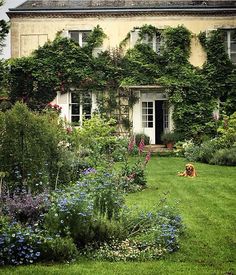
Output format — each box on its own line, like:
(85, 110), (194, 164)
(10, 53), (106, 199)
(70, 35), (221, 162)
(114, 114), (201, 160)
(75, 115), (116, 166)
(0, 102), (66, 193)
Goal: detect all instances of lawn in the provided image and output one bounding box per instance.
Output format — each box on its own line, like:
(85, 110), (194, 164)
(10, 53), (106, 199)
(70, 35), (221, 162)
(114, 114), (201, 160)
(1, 157), (235, 275)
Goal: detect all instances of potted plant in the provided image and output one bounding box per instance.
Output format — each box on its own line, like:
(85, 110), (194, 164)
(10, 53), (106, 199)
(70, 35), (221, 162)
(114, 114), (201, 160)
(161, 131), (176, 149)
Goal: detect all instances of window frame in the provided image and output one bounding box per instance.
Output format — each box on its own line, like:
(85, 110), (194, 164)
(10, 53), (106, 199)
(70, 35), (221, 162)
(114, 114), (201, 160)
(130, 28), (163, 54)
(142, 32), (163, 54)
(224, 29), (236, 64)
(69, 92), (92, 126)
(142, 101), (154, 128)
(68, 30), (91, 47)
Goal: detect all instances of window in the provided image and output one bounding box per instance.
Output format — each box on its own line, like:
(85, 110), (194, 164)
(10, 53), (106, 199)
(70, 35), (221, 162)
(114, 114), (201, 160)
(142, 102), (153, 128)
(130, 29), (163, 54)
(70, 92), (92, 125)
(142, 32), (162, 54)
(69, 30), (91, 47)
(224, 29), (236, 64)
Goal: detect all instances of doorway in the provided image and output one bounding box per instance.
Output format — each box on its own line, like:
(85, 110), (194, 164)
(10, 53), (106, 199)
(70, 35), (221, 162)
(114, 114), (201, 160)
(155, 100), (164, 144)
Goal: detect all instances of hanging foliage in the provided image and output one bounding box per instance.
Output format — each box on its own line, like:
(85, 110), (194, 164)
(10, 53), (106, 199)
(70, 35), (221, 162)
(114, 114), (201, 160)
(198, 30), (235, 114)
(5, 24), (236, 141)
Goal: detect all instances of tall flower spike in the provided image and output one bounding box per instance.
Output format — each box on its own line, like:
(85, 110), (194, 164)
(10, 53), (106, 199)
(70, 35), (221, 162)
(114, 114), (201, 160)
(144, 150), (151, 165)
(138, 138), (145, 154)
(128, 136), (135, 152)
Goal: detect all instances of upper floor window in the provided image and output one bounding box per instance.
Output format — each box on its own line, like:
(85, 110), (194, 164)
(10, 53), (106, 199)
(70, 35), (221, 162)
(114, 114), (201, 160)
(130, 28), (163, 54)
(224, 29), (236, 64)
(69, 30), (91, 47)
(142, 33), (162, 54)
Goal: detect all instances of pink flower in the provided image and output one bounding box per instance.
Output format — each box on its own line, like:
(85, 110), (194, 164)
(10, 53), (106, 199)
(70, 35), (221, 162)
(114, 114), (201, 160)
(128, 136), (135, 152)
(66, 127), (73, 134)
(127, 173), (136, 181)
(138, 138), (145, 154)
(144, 151), (151, 165)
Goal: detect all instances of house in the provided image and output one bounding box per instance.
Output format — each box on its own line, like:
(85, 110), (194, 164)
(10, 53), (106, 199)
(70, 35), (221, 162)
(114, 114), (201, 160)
(7, 0), (236, 144)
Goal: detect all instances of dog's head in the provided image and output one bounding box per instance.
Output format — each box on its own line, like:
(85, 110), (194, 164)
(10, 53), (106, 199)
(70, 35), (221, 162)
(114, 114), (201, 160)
(185, 163), (195, 175)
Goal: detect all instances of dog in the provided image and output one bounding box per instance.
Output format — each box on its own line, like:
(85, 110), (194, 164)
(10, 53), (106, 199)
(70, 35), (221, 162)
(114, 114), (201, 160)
(178, 163), (197, 177)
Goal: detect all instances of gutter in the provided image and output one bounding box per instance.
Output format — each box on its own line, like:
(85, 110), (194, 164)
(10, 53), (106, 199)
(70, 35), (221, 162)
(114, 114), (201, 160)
(7, 7), (236, 14)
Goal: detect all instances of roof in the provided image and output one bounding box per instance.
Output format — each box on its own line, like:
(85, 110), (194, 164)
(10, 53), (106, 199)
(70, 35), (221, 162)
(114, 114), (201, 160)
(8, 0), (236, 16)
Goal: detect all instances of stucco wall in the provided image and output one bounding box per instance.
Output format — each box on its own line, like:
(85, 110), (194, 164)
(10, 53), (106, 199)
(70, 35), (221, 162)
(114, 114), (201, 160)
(11, 15), (236, 67)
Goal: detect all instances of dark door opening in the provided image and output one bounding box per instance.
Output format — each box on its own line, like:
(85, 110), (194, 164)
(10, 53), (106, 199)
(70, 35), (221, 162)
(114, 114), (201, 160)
(155, 100), (164, 144)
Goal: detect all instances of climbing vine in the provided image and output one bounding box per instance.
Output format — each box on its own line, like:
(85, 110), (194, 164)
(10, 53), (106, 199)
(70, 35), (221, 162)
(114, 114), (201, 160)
(5, 24), (236, 140)
(198, 30), (235, 114)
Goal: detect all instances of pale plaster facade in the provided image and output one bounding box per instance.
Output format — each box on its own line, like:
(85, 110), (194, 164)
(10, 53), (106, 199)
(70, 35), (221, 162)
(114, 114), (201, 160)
(8, 2), (236, 144)
(10, 15), (236, 67)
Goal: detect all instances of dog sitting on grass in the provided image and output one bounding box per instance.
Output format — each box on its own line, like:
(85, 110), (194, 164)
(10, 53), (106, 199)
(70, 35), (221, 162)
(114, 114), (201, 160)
(178, 163), (197, 177)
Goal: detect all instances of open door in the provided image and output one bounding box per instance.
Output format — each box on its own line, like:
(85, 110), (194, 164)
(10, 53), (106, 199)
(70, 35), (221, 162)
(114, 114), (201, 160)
(155, 100), (164, 144)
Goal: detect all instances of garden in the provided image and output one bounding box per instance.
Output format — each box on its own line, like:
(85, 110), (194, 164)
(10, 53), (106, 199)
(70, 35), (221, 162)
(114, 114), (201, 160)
(0, 103), (235, 274)
(0, 11), (235, 273)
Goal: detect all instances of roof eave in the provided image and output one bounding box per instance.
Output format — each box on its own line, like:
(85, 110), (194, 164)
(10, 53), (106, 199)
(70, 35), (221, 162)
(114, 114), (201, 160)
(8, 7), (236, 13)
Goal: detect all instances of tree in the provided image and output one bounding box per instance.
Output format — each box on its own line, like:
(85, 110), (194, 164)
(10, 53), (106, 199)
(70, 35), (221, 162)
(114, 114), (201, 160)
(0, 1), (9, 52)
(0, 0), (10, 97)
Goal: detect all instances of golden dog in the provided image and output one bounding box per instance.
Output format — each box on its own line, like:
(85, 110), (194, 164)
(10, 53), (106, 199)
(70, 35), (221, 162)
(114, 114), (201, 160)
(178, 163), (197, 177)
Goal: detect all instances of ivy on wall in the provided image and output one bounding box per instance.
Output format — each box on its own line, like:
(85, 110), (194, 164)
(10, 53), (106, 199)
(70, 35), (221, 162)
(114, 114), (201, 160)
(199, 30), (235, 114)
(3, 24), (236, 140)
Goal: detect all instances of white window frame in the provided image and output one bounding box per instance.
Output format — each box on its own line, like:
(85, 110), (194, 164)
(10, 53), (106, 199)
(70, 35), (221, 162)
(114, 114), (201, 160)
(68, 30), (91, 47)
(130, 29), (163, 54)
(163, 101), (169, 131)
(142, 101), (154, 128)
(224, 29), (236, 64)
(69, 92), (92, 126)
(142, 32), (163, 54)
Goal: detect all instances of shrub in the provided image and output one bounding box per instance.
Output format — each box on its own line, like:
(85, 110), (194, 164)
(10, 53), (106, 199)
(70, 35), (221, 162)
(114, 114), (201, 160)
(75, 115), (117, 166)
(83, 204), (183, 261)
(44, 172), (126, 246)
(135, 133), (150, 146)
(55, 150), (90, 186)
(89, 239), (166, 261)
(120, 159), (147, 192)
(196, 139), (222, 163)
(43, 188), (94, 246)
(184, 138), (222, 163)
(2, 191), (50, 225)
(109, 136), (130, 162)
(0, 102), (67, 193)
(210, 147), (236, 166)
(39, 236), (78, 263)
(85, 171), (125, 220)
(0, 217), (41, 266)
(217, 112), (236, 146)
(161, 131), (178, 145)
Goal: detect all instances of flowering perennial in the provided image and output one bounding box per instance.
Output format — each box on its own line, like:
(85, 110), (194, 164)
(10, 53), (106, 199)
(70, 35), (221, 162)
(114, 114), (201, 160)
(138, 138), (145, 154)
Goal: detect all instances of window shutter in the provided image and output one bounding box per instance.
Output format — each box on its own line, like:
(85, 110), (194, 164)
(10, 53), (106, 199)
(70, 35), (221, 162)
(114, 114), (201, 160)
(130, 28), (140, 47)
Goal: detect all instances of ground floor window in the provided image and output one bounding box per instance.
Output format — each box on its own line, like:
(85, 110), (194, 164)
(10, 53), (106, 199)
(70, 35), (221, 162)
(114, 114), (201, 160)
(70, 92), (92, 125)
(142, 102), (153, 128)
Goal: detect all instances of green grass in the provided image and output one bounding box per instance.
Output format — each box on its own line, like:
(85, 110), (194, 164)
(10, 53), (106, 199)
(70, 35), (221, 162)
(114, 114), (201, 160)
(1, 157), (236, 275)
